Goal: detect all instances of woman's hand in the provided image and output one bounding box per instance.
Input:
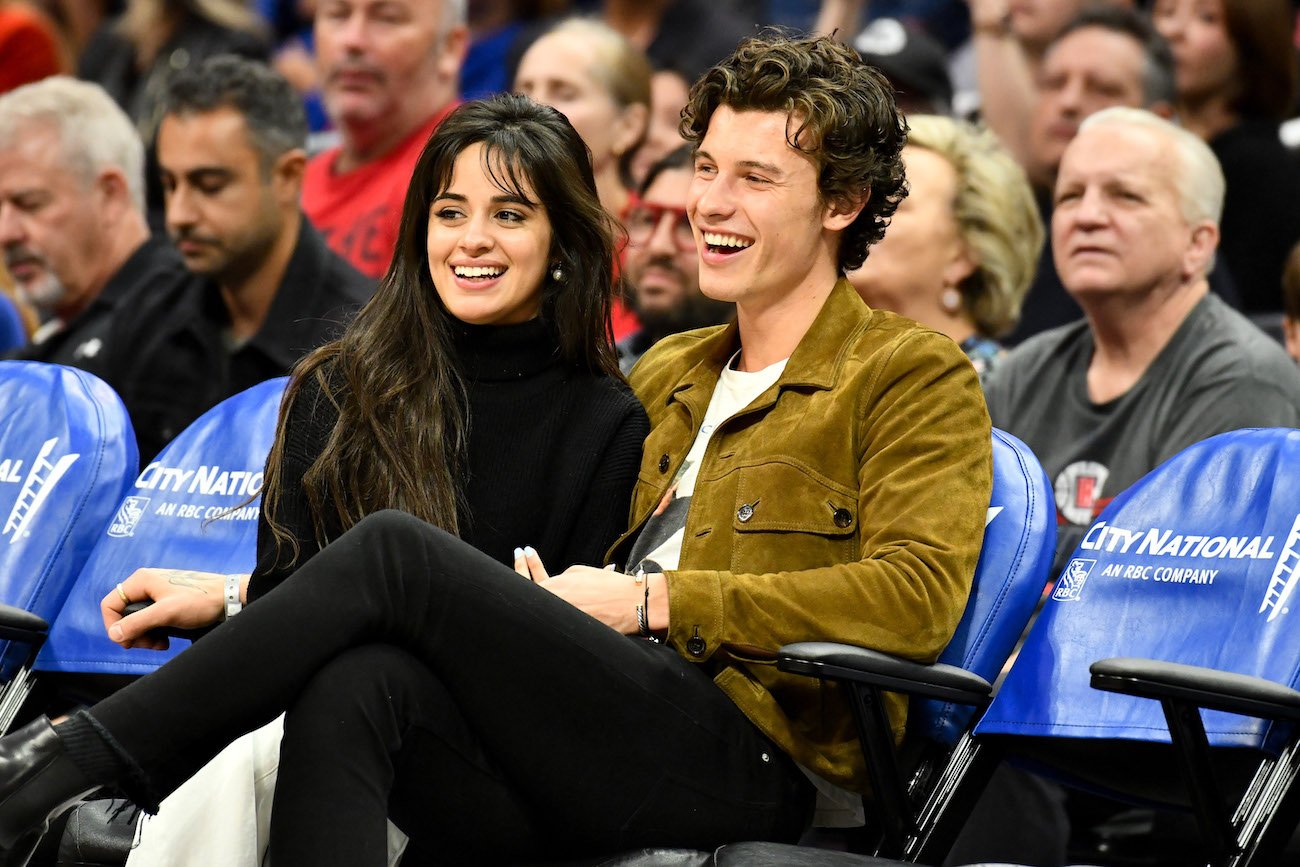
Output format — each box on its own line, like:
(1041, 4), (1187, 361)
(512, 546), (550, 582)
(100, 569), (244, 650)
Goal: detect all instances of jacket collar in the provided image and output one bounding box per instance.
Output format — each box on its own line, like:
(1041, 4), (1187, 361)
(666, 278), (870, 419)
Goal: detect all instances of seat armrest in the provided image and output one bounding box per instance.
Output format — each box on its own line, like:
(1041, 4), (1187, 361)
(1091, 657), (1300, 723)
(778, 641), (992, 706)
(121, 602), (213, 643)
(0, 604), (49, 643)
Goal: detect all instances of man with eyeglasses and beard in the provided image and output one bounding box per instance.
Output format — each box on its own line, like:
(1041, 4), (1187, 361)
(619, 145), (733, 373)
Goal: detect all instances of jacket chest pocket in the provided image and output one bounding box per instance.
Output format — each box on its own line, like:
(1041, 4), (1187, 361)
(729, 461), (858, 574)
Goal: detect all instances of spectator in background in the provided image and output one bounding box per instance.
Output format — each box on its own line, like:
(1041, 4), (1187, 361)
(515, 17), (650, 220)
(119, 56), (372, 461)
(1153, 0), (1300, 313)
(987, 107), (1300, 576)
(302, 0), (467, 278)
(850, 115), (1042, 382)
(619, 144), (732, 373)
(0, 0), (69, 93)
(967, 0), (1133, 166)
(601, 0), (753, 83)
(78, 0), (270, 129)
(514, 16), (649, 338)
(1284, 241), (1300, 364)
(1007, 5), (1187, 343)
(0, 77), (187, 375)
(849, 17), (954, 116)
(78, 0), (272, 228)
(462, 0), (564, 100)
(627, 66), (690, 187)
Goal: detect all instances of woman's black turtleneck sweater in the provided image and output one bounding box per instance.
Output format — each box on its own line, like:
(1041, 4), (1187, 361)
(247, 319), (648, 603)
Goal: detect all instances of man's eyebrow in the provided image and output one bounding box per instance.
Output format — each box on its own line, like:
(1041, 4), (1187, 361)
(183, 167), (233, 181)
(737, 159), (784, 177)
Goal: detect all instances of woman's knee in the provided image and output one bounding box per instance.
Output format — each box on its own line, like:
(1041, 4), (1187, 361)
(286, 644), (444, 737)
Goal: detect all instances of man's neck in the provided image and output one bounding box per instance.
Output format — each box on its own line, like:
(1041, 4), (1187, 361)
(334, 97), (447, 173)
(53, 217), (150, 322)
(219, 211), (301, 343)
(733, 265), (839, 372)
(1082, 277), (1209, 404)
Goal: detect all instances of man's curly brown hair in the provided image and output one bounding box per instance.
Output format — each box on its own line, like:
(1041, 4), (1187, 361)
(680, 31), (908, 273)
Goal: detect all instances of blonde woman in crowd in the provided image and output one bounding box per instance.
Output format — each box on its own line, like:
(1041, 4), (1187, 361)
(514, 17), (650, 222)
(849, 114), (1043, 381)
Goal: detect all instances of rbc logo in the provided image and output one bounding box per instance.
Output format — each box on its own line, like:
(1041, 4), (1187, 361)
(1053, 558), (1095, 602)
(107, 497), (150, 538)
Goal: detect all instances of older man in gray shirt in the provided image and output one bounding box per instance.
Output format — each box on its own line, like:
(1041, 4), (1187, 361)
(986, 107), (1300, 577)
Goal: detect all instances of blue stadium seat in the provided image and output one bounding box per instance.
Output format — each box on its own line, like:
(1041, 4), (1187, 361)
(916, 427), (1300, 866)
(35, 378), (286, 676)
(0, 361), (136, 727)
(0, 295), (26, 354)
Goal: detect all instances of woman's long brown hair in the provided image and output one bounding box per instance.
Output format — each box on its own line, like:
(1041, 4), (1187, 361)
(261, 94), (623, 565)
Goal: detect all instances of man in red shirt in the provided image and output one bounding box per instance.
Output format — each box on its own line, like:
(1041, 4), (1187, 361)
(303, 0), (467, 278)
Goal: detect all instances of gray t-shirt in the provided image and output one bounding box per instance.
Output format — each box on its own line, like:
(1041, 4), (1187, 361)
(985, 292), (1300, 577)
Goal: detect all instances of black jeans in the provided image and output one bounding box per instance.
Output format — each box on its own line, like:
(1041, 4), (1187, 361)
(90, 511), (813, 864)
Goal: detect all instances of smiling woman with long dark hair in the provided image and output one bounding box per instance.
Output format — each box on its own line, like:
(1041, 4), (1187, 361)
(0, 93), (647, 866)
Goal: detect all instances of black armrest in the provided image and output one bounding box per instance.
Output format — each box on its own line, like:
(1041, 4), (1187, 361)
(121, 602), (213, 643)
(1091, 657), (1300, 723)
(778, 641), (992, 706)
(0, 604), (48, 644)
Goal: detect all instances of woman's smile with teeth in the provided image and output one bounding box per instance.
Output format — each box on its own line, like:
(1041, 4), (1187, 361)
(702, 231), (754, 250)
(454, 265), (505, 279)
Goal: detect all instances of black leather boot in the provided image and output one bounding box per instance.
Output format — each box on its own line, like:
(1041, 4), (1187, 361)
(0, 717), (97, 867)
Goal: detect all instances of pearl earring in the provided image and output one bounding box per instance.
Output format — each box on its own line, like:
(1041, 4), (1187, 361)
(551, 265), (564, 282)
(941, 287), (962, 314)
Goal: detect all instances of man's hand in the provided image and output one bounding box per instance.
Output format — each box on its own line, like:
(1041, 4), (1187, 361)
(101, 569), (242, 650)
(537, 565), (640, 633)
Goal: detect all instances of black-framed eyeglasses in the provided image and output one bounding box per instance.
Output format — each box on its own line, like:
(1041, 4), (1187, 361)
(625, 203), (695, 252)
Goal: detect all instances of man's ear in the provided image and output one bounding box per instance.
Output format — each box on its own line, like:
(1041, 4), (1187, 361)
(822, 189), (869, 233)
(272, 148), (308, 207)
(1283, 315), (1300, 364)
(94, 167), (136, 224)
(1183, 220), (1219, 281)
(437, 25), (470, 80)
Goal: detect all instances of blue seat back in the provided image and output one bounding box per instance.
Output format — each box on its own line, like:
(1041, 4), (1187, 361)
(37, 378), (286, 675)
(0, 361), (137, 671)
(915, 428), (1057, 745)
(0, 296), (26, 354)
(977, 428), (1300, 754)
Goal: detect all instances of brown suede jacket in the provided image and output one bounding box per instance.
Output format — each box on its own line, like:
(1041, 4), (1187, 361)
(613, 279), (993, 794)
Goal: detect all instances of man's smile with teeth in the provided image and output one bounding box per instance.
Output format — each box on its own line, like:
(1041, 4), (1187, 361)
(454, 265), (505, 278)
(702, 231), (754, 250)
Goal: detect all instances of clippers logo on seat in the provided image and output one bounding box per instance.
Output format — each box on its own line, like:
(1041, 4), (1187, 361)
(1053, 558), (1095, 602)
(2, 438), (80, 545)
(107, 497), (151, 539)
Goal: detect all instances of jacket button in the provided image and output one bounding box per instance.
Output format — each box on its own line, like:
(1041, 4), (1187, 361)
(737, 504), (754, 522)
(686, 635), (707, 656)
(658, 454), (670, 473)
(833, 508), (853, 529)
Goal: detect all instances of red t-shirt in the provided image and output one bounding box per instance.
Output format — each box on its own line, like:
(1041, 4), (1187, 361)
(0, 5), (62, 94)
(302, 104), (457, 279)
